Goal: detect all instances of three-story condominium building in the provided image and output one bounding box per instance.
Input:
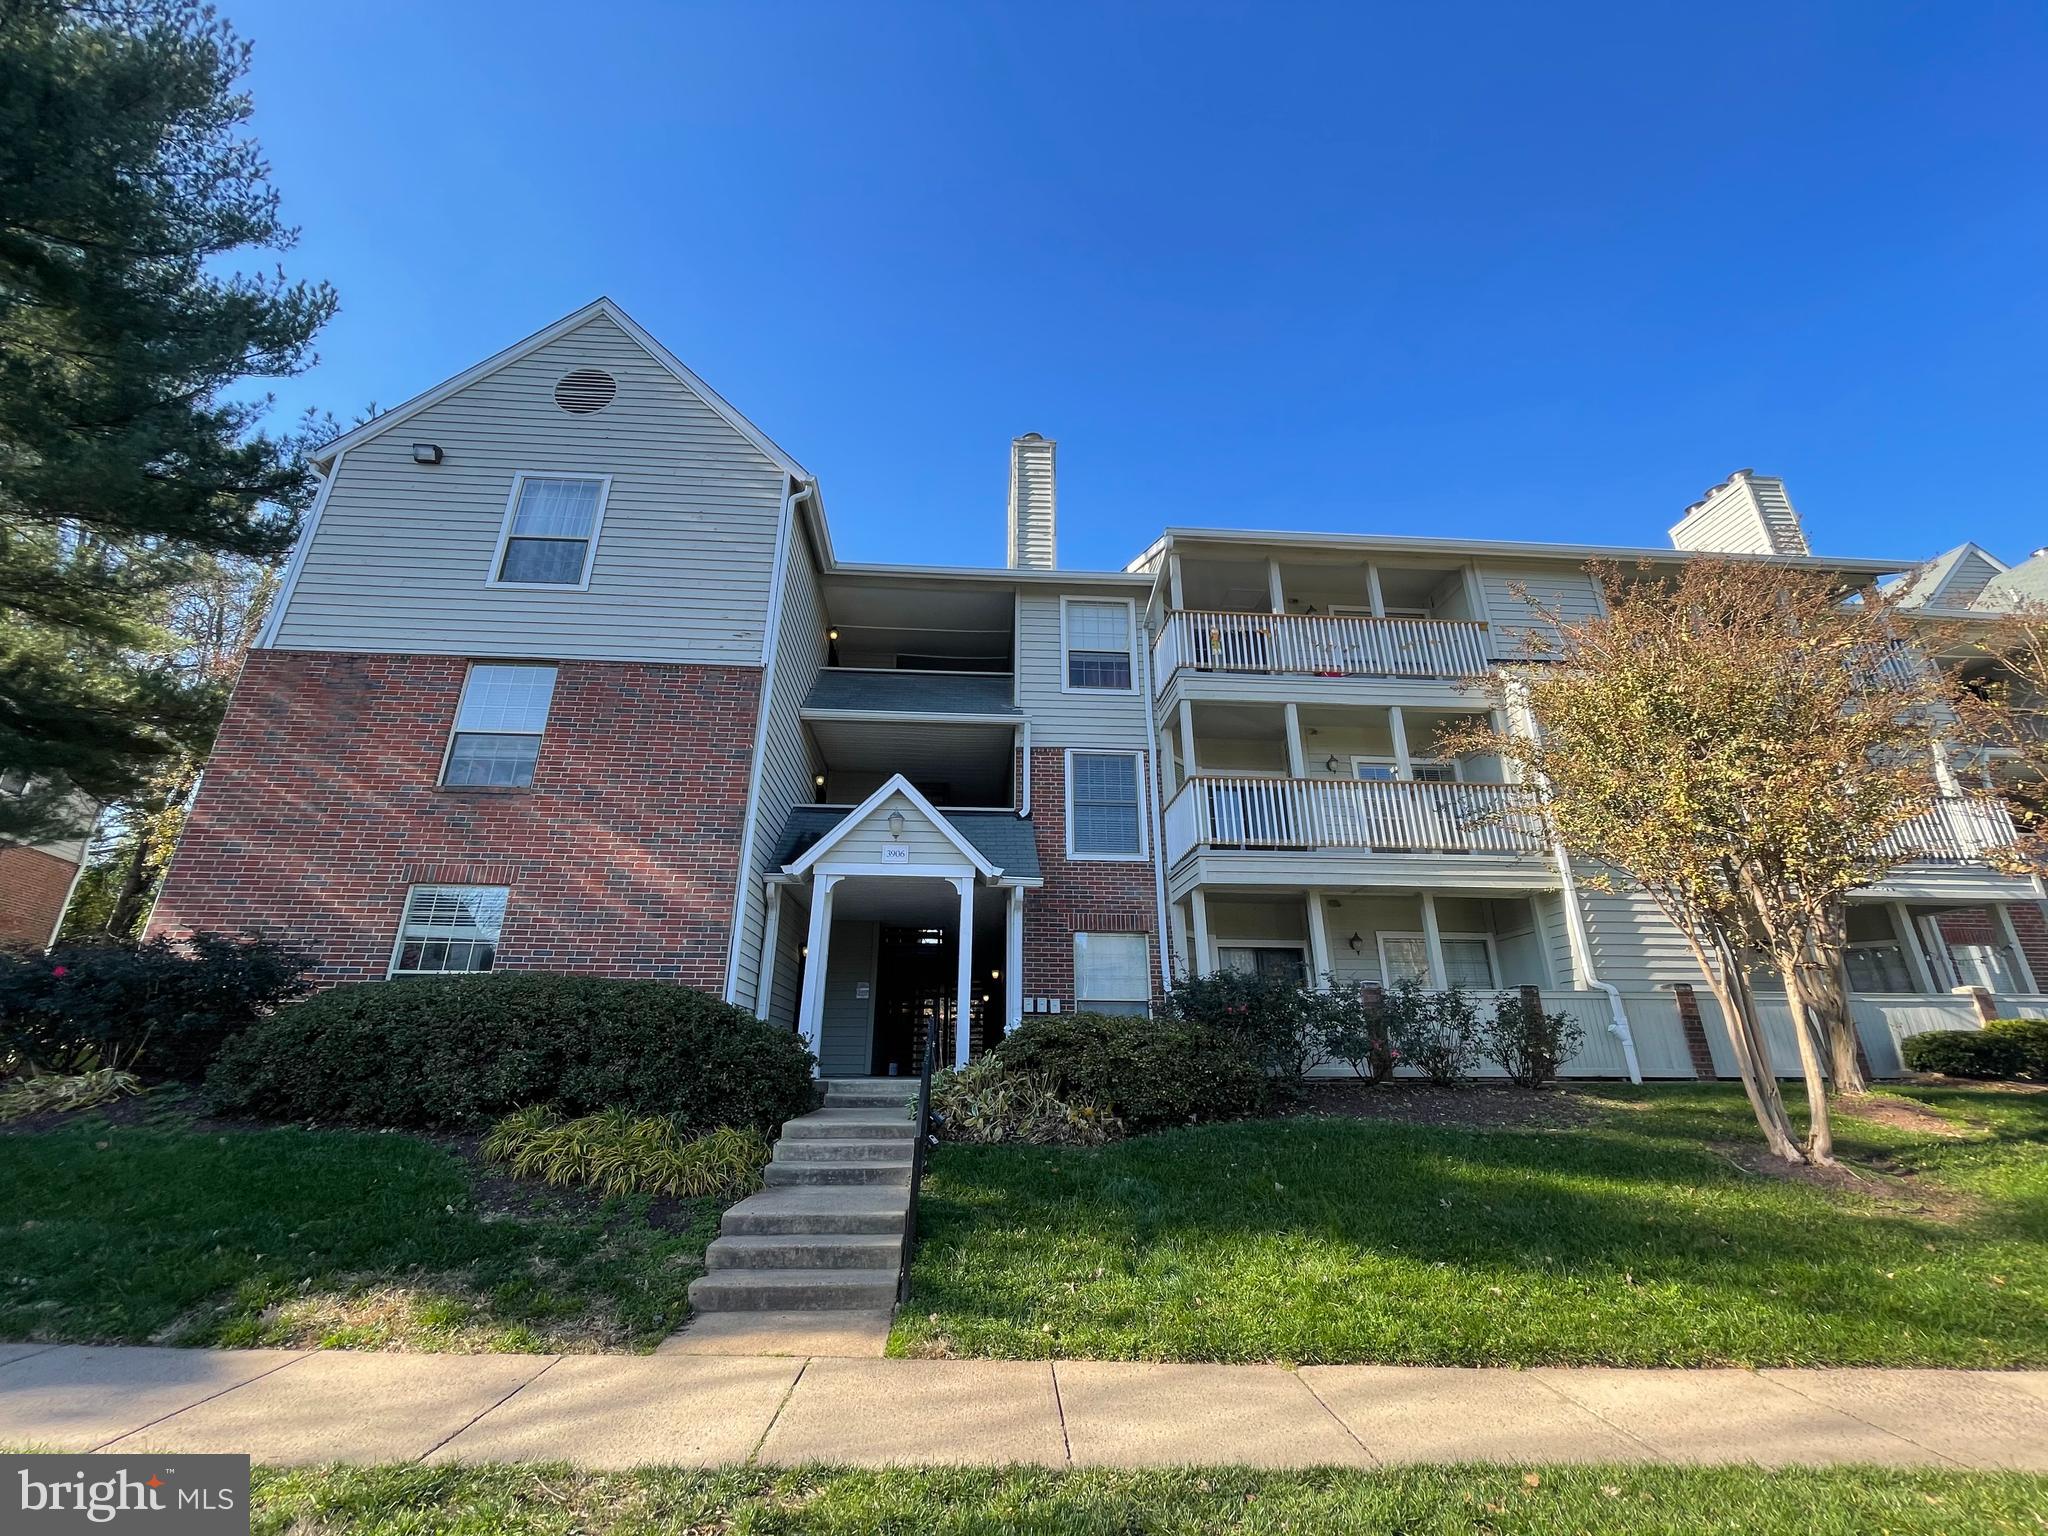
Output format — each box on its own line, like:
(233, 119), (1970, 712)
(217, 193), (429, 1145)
(148, 301), (2048, 1081)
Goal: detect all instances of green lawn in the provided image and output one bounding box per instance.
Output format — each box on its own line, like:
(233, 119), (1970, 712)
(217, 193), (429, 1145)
(0, 1101), (720, 1350)
(892, 1084), (2048, 1366)
(248, 1464), (2047, 1535)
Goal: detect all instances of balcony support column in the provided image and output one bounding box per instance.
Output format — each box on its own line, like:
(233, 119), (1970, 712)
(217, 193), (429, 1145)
(797, 874), (840, 1075)
(1283, 702), (1306, 779)
(1167, 552), (1185, 608)
(1305, 890), (1334, 989)
(1387, 704), (1413, 779)
(1930, 736), (1962, 797)
(1419, 890), (1449, 990)
(1190, 888), (1213, 977)
(1169, 898), (1193, 984)
(1365, 562), (1386, 617)
(1994, 903), (2039, 994)
(1266, 558), (1286, 615)
(1887, 900), (1938, 995)
(1177, 699), (1197, 784)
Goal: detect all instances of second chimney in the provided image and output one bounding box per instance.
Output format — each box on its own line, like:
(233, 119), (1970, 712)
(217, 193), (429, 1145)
(1669, 469), (1810, 556)
(1007, 433), (1057, 569)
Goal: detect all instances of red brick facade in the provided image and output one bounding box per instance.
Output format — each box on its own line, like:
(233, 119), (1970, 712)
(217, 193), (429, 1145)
(1935, 902), (2048, 989)
(0, 843), (77, 948)
(150, 649), (759, 988)
(1019, 746), (1161, 1008)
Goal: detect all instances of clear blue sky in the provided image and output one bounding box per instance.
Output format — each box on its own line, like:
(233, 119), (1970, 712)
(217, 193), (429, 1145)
(224, 1), (2047, 572)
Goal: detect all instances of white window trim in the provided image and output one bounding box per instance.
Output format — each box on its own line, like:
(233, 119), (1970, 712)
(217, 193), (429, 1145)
(386, 883), (511, 978)
(1059, 594), (1139, 695)
(486, 471), (613, 591)
(1064, 747), (1149, 862)
(1377, 930), (1500, 989)
(1351, 755), (1464, 782)
(1073, 931), (1152, 1010)
(438, 661), (558, 788)
(1211, 938), (1310, 978)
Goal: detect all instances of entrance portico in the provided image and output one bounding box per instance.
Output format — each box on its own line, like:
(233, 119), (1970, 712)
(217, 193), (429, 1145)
(766, 776), (1039, 1074)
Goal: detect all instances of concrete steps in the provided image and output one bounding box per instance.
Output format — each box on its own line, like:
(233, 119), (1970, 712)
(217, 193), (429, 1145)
(685, 1077), (923, 1320)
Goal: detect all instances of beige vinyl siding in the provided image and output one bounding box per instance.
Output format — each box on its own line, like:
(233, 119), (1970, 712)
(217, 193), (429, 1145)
(1479, 565), (1604, 659)
(1579, 884), (1709, 989)
(732, 521), (825, 1011)
(273, 314), (787, 661)
(818, 921), (879, 1076)
(1015, 591), (1152, 749)
(822, 791), (978, 868)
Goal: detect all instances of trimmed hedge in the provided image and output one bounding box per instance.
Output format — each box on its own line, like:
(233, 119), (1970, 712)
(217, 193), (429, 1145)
(992, 1011), (1271, 1134)
(206, 973), (817, 1132)
(1900, 1018), (2048, 1081)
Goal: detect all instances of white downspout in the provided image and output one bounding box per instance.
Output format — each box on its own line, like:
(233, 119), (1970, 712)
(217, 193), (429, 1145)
(1505, 673), (1641, 1083)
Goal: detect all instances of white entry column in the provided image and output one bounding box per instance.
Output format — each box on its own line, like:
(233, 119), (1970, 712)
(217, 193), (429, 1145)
(952, 876), (977, 1068)
(1004, 885), (1025, 1036)
(796, 875), (840, 1075)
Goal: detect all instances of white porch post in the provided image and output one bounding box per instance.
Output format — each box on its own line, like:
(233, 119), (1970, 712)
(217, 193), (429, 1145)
(1919, 914), (1963, 990)
(1365, 562), (1386, 617)
(1177, 699), (1197, 788)
(952, 876), (977, 1067)
(797, 875), (839, 1074)
(1888, 901), (1937, 995)
(1283, 702), (1306, 779)
(1004, 885), (1025, 1034)
(1305, 890), (1334, 989)
(1994, 903), (2040, 994)
(1190, 887), (1213, 977)
(752, 879), (783, 1019)
(1387, 704), (1413, 779)
(1169, 898), (1193, 983)
(1419, 890), (1449, 990)
(1167, 552), (1185, 609)
(1266, 558), (1286, 614)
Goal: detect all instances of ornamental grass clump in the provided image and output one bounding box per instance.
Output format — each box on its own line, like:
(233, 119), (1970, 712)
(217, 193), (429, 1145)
(482, 1108), (770, 1200)
(928, 1057), (1119, 1145)
(0, 1068), (143, 1122)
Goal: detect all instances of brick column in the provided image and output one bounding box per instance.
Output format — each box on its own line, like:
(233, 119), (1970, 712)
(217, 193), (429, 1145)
(1671, 984), (1718, 1079)
(1967, 986), (2000, 1023)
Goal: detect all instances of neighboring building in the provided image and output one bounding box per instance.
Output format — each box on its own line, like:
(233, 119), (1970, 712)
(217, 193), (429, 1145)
(0, 773), (94, 948)
(148, 302), (2048, 1079)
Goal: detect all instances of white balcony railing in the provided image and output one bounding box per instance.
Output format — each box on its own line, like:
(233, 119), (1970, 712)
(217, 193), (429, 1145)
(1163, 775), (1546, 864)
(1876, 797), (2019, 863)
(1152, 609), (1492, 696)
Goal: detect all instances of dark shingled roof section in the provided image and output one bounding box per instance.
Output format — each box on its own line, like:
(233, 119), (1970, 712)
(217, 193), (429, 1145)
(772, 805), (1042, 880)
(802, 670), (1021, 716)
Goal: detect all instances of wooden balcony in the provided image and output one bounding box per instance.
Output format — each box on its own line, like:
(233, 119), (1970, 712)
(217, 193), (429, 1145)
(1152, 609), (1492, 696)
(1163, 775), (1546, 864)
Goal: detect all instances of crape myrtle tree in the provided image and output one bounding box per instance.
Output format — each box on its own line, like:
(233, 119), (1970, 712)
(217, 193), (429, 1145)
(1963, 603), (2048, 873)
(0, 0), (336, 844)
(1447, 558), (1999, 1165)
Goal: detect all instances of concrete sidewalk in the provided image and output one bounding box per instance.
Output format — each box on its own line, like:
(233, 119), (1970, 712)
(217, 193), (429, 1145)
(2, 1343), (2045, 1471)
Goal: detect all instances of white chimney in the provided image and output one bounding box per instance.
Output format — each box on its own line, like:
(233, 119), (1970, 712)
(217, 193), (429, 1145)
(1669, 470), (1810, 557)
(1007, 433), (1057, 569)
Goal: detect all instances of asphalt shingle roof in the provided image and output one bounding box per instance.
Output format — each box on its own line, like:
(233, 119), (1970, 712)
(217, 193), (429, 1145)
(771, 804), (1041, 880)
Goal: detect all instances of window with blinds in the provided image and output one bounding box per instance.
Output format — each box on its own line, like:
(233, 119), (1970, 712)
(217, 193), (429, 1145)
(493, 475), (609, 586)
(443, 664), (557, 787)
(390, 885), (508, 975)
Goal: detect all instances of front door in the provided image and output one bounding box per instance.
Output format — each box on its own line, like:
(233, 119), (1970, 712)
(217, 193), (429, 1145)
(870, 924), (957, 1077)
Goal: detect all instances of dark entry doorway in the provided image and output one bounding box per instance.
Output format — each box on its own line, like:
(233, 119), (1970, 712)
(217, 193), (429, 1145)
(870, 924), (956, 1077)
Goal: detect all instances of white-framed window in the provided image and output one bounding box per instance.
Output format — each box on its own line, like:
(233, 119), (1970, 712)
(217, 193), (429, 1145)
(1061, 597), (1135, 692)
(1066, 749), (1146, 859)
(489, 473), (611, 588)
(1351, 756), (1460, 783)
(443, 664), (558, 787)
(1378, 931), (1499, 990)
(1075, 932), (1150, 1016)
(1844, 940), (1914, 993)
(1216, 942), (1309, 986)
(389, 885), (509, 976)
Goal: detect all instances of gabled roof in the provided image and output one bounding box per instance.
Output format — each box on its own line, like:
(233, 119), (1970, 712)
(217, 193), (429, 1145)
(1897, 542), (2009, 610)
(309, 297), (810, 480)
(773, 805), (1041, 880)
(779, 773), (1001, 878)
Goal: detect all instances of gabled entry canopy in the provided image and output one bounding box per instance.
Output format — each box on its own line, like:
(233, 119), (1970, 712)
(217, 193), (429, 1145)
(781, 774), (1002, 879)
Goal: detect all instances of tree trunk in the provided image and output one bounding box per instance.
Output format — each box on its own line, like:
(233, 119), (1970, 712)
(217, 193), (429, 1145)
(1798, 952), (1866, 1095)
(101, 832), (154, 939)
(1779, 960), (1836, 1165)
(1703, 953), (1805, 1164)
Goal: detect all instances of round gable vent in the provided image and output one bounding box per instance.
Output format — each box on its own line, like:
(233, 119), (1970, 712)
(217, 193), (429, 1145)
(553, 367), (617, 414)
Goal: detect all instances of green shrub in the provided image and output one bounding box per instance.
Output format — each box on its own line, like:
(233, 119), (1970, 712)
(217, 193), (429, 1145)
(929, 1057), (1119, 1145)
(0, 932), (314, 1080)
(207, 973), (816, 1132)
(1160, 968), (1325, 1083)
(1382, 979), (1483, 1085)
(1311, 986), (1395, 1082)
(483, 1107), (770, 1199)
(1902, 1019), (2047, 1080)
(1478, 990), (1585, 1088)
(993, 1011), (1270, 1133)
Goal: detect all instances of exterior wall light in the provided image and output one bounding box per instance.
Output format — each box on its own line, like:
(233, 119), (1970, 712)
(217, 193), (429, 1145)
(1347, 932), (1364, 952)
(1324, 754), (1341, 773)
(827, 628), (840, 642)
(813, 773), (826, 791)
(887, 811), (906, 839)
(411, 443), (443, 464)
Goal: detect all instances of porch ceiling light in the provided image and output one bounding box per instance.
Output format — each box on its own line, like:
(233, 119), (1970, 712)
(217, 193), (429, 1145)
(887, 811), (906, 839)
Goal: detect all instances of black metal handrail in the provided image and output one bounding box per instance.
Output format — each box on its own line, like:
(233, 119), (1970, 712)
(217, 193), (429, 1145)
(896, 1025), (937, 1306)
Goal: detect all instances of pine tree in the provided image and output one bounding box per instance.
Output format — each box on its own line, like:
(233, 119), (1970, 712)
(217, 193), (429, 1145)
(0, 0), (336, 843)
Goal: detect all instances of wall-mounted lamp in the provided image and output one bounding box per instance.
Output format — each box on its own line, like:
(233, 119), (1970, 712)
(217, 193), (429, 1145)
(989, 967), (1001, 980)
(827, 628), (840, 642)
(887, 811), (906, 839)
(1324, 754), (1341, 773)
(813, 773), (827, 793)
(411, 443), (443, 465)
(1347, 932), (1364, 953)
